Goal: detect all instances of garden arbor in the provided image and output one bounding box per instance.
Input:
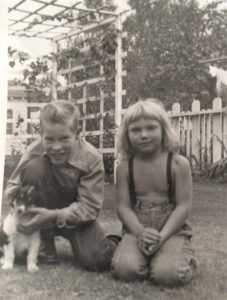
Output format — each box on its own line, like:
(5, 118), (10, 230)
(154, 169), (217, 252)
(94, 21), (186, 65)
(7, 0), (128, 181)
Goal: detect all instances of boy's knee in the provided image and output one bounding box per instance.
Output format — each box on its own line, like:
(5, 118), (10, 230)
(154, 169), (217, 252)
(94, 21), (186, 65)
(70, 232), (117, 272)
(77, 249), (111, 272)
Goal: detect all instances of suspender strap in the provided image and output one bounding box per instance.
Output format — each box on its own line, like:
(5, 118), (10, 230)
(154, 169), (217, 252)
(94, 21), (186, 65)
(167, 152), (174, 203)
(128, 152), (175, 206)
(128, 157), (137, 206)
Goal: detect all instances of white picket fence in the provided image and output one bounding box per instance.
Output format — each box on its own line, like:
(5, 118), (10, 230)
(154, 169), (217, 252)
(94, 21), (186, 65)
(5, 98), (227, 169)
(169, 98), (227, 168)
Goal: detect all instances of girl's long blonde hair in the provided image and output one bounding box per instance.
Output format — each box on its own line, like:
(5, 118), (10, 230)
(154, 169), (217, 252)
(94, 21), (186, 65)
(117, 99), (181, 159)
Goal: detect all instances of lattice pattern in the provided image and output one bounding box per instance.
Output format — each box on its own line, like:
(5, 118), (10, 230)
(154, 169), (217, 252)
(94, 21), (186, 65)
(8, 0), (117, 40)
(7, 1), (126, 181)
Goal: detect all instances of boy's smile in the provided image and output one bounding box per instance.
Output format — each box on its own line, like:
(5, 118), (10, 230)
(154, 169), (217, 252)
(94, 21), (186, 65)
(128, 118), (163, 156)
(41, 121), (77, 165)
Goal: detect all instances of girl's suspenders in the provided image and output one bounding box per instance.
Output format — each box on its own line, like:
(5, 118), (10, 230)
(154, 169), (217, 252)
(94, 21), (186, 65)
(128, 152), (174, 207)
(128, 156), (137, 206)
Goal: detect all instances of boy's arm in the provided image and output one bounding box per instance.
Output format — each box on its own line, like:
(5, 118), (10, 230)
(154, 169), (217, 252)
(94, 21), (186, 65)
(56, 156), (105, 227)
(17, 157), (104, 233)
(116, 161), (144, 237)
(159, 154), (192, 244)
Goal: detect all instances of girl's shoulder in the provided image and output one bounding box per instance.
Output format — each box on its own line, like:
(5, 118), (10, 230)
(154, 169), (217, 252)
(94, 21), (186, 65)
(172, 153), (191, 174)
(172, 153), (190, 164)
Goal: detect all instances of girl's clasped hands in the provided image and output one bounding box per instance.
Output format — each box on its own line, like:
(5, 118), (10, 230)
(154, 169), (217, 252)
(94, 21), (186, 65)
(137, 227), (162, 256)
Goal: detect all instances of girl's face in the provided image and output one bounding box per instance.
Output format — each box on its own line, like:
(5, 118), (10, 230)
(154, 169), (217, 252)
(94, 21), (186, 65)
(41, 121), (77, 165)
(128, 118), (163, 156)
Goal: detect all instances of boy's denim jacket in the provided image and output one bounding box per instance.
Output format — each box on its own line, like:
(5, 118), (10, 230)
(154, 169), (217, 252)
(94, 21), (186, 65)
(4, 137), (104, 228)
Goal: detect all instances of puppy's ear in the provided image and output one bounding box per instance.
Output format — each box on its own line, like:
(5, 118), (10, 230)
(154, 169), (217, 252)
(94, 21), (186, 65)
(25, 186), (42, 207)
(10, 198), (16, 208)
(0, 229), (9, 247)
(27, 186), (35, 196)
(6, 186), (20, 204)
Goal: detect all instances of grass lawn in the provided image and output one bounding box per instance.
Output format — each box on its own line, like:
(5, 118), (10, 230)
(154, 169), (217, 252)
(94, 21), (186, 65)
(0, 182), (227, 300)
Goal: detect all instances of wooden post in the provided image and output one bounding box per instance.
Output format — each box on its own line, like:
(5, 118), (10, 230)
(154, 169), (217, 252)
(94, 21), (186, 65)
(191, 100), (201, 167)
(212, 98), (222, 163)
(223, 106), (227, 157)
(171, 103), (181, 139)
(114, 14), (123, 181)
(186, 115), (191, 158)
(51, 41), (58, 101)
(100, 65), (104, 150)
(200, 112), (206, 169)
(180, 117), (186, 150)
(67, 37), (72, 102)
(0, 0), (8, 217)
(206, 111), (212, 164)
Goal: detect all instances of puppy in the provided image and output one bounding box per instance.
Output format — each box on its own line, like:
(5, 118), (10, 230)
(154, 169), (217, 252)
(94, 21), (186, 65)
(1, 185), (41, 273)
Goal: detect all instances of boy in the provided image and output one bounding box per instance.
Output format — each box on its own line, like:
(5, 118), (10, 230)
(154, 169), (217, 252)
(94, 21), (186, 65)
(4, 100), (118, 271)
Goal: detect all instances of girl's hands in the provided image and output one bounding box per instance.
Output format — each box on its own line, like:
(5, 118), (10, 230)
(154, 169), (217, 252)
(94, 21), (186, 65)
(17, 207), (57, 235)
(137, 227), (162, 256)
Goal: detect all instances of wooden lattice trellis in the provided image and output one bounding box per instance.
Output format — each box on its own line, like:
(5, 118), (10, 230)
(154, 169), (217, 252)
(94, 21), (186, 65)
(9, 0), (119, 39)
(8, 0), (128, 182)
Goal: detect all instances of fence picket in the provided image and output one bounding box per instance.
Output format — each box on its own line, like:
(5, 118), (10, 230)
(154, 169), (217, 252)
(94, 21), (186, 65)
(206, 113), (212, 164)
(223, 111), (227, 155)
(190, 100), (201, 167)
(212, 98), (223, 162)
(200, 114), (206, 169)
(186, 116), (191, 157)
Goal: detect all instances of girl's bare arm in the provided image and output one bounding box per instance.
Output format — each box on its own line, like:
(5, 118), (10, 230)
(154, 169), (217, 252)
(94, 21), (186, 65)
(116, 161), (145, 237)
(159, 154), (192, 243)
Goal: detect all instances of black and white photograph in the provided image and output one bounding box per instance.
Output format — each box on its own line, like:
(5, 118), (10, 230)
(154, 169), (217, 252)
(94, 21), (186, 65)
(0, 0), (227, 299)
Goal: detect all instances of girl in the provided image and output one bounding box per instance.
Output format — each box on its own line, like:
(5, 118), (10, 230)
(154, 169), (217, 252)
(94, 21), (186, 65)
(111, 100), (198, 286)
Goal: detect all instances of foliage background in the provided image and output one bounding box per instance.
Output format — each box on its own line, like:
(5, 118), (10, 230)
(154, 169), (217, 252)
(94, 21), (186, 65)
(124, 0), (227, 110)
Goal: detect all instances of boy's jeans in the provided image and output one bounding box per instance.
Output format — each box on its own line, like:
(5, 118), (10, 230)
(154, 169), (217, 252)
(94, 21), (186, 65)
(111, 233), (198, 286)
(19, 156), (117, 271)
(42, 222), (116, 271)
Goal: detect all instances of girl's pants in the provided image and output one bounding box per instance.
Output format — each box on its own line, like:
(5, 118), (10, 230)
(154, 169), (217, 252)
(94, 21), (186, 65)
(111, 233), (198, 286)
(19, 156), (117, 272)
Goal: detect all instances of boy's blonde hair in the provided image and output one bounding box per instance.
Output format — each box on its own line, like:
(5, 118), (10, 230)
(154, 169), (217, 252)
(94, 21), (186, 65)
(40, 100), (80, 133)
(118, 99), (180, 158)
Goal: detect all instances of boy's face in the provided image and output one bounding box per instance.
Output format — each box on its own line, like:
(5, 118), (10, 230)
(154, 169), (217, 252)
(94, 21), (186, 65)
(128, 118), (163, 156)
(41, 121), (77, 165)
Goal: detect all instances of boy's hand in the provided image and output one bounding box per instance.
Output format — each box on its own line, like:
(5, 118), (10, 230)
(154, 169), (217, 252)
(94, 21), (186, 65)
(17, 207), (57, 235)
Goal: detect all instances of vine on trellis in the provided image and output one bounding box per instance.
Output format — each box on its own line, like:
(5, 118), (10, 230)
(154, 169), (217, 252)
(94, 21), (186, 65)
(8, 16), (121, 182)
(54, 24), (118, 182)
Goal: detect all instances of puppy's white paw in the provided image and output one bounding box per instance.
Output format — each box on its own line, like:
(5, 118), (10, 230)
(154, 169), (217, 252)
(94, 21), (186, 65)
(27, 264), (39, 273)
(2, 262), (13, 270)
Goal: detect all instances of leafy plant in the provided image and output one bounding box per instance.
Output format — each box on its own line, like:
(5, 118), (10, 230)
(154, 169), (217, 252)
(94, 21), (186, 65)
(205, 134), (227, 181)
(185, 134), (227, 182)
(206, 158), (227, 181)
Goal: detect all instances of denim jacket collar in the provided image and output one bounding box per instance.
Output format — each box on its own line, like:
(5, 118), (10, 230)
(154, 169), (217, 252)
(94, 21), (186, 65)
(67, 139), (90, 172)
